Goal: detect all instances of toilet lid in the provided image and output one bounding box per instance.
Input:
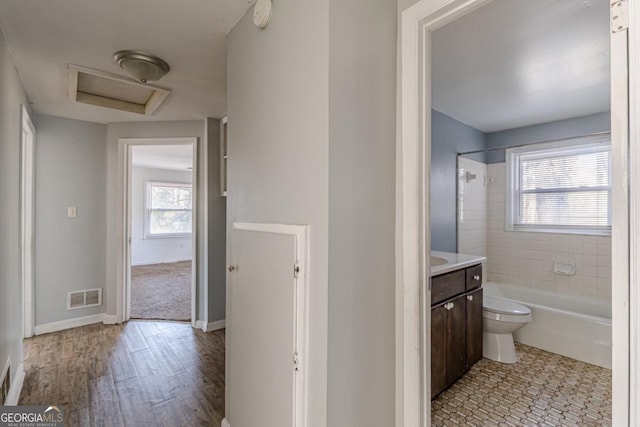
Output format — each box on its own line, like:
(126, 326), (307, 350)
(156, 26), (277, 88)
(483, 295), (531, 316)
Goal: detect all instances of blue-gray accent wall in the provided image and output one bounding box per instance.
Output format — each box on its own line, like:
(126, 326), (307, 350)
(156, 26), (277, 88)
(485, 112), (611, 163)
(430, 110), (611, 253)
(431, 109), (486, 252)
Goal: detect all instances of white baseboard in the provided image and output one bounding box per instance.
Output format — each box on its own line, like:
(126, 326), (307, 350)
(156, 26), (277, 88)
(206, 319), (226, 332)
(221, 418), (230, 427)
(195, 319), (226, 332)
(195, 319), (226, 333)
(34, 313), (116, 335)
(131, 258), (192, 267)
(5, 363), (24, 405)
(102, 315), (118, 325)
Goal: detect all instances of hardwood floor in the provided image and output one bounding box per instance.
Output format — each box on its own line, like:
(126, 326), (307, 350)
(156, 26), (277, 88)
(19, 321), (225, 427)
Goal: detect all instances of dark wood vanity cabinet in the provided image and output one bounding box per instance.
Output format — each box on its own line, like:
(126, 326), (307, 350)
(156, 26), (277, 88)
(431, 264), (483, 399)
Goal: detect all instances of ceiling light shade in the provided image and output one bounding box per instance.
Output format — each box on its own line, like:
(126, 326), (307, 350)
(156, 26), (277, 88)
(114, 50), (170, 83)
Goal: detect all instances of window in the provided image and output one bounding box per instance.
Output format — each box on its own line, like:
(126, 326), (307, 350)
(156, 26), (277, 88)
(506, 134), (611, 235)
(145, 181), (193, 238)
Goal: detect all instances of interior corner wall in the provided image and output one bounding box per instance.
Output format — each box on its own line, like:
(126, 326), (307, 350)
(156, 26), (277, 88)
(105, 120), (206, 321)
(327, 0), (397, 425)
(206, 118), (226, 323)
(0, 26), (28, 390)
(33, 114), (107, 325)
(226, 1), (329, 424)
(130, 167), (193, 266)
(486, 111), (611, 163)
(431, 110), (486, 252)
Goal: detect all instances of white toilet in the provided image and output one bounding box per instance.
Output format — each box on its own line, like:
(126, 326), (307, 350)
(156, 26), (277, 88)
(482, 295), (532, 363)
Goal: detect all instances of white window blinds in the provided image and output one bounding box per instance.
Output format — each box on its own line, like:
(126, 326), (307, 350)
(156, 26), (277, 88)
(506, 135), (611, 235)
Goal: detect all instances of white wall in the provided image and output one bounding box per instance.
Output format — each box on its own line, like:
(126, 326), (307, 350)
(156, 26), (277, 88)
(457, 157), (488, 257)
(33, 114), (108, 324)
(486, 162), (612, 301)
(0, 25), (28, 395)
(130, 167), (193, 266)
(227, 1), (329, 424)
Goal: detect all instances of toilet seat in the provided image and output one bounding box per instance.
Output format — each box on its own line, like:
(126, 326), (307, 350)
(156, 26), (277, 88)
(483, 296), (532, 323)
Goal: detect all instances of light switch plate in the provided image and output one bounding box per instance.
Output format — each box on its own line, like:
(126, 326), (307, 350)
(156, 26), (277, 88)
(68, 207), (77, 218)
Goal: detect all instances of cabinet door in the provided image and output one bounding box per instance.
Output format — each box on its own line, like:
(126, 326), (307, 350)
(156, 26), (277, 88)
(431, 304), (447, 399)
(445, 294), (467, 387)
(466, 288), (483, 368)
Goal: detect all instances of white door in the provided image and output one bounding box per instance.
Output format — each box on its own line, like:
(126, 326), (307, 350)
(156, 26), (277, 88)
(228, 222), (307, 427)
(21, 105), (36, 338)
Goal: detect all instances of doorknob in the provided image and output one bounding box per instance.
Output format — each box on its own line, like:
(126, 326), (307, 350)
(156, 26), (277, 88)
(228, 265), (239, 272)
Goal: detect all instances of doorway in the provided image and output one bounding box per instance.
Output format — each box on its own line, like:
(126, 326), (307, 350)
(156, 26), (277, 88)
(119, 138), (198, 324)
(397, 0), (633, 426)
(20, 105), (35, 338)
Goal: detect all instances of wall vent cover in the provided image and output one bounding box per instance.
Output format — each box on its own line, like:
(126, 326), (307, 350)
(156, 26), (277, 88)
(68, 65), (170, 115)
(67, 288), (103, 310)
(1, 361), (10, 405)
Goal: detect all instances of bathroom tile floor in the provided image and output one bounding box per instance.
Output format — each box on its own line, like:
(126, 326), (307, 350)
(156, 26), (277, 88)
(432, 343), (611, 426)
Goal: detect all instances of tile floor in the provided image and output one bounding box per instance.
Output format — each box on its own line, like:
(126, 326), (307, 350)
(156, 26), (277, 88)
(432, 344), (611, 427)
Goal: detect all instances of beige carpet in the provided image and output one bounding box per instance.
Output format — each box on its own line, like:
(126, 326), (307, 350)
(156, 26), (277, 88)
(130, 261), (191, 321)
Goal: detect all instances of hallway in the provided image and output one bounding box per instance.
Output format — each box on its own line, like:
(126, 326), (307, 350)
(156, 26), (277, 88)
(19, 321), (224, 426)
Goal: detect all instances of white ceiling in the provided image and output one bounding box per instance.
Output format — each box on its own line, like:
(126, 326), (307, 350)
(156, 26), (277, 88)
(0, 0), (255, 124)
(432, 0), (610, 133)
(132, 144), (193, 171)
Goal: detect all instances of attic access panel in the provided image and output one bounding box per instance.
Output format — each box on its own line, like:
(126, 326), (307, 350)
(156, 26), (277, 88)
(68, 65), (170, 115)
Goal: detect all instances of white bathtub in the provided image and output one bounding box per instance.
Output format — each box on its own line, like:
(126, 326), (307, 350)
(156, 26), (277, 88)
(483, 282), (612, 369)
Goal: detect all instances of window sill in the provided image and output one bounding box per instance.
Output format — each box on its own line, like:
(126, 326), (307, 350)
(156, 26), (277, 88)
(143, 234), (192, 240)
(505, 225), (611, 237)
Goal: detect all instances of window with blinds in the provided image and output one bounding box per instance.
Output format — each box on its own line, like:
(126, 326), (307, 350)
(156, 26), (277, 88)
(505, 134), (611, 235)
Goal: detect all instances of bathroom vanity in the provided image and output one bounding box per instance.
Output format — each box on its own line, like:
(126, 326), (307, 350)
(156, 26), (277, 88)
(430, 251), (485, 399)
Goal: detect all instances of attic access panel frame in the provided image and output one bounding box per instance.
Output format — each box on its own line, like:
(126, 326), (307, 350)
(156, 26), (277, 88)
(67, 65), (171, 115)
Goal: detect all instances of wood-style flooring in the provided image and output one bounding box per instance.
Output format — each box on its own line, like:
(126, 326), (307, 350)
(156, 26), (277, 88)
(19, 321), (225, 427)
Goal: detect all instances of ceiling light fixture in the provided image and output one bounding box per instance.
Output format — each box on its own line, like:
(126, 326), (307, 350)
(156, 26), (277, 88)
(113, 50), (170, 83)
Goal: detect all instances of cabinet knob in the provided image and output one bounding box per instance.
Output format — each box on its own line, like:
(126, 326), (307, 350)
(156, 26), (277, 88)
(228, 264), (239, 272)
(473, 275), (480, 281)
(467, 295), (473, 301)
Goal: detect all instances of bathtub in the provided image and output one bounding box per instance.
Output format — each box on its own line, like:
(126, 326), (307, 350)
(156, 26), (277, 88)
(483, 282), (612, 369)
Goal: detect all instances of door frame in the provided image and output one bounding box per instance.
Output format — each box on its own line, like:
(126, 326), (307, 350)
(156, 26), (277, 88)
(225, 222), (309, 427)
(397, 0), (636, 426)
(116, 137), (198, 326)
(20, 105), (36, 338)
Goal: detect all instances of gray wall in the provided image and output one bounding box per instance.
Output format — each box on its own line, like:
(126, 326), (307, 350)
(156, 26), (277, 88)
(206, 118), (226, 323)
(431, 110), (486, 252)
(327, 0), (397, 425)
(33, 115), (107, 324)
(105, 121), (207, 320)
(486, 111), (611, 163)
(227, 1), (329, 423)
(0, 27), (28, 391)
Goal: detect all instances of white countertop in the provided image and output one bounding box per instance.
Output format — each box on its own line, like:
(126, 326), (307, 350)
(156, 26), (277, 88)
(431, 251), (486, 276)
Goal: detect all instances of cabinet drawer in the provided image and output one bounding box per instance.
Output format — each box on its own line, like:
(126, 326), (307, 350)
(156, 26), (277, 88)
(432, 269), (465, 306)
(466, 264), (482, 291)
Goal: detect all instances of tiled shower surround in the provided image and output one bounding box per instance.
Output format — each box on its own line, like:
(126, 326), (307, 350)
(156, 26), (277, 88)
(458, 159), (612, 302)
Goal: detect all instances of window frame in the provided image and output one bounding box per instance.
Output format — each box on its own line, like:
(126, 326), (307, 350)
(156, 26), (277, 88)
(143, 180), (193, 239)
(505, 134), (612, 236)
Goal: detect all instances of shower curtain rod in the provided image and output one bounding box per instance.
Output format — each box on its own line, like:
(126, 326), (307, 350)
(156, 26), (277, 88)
(456, 131), (611, 157)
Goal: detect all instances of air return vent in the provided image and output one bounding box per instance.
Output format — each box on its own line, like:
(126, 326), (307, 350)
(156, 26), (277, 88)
(67, 65), (170, 115)
(1, 360), (10, 405)
(67, 288), (103, 310)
